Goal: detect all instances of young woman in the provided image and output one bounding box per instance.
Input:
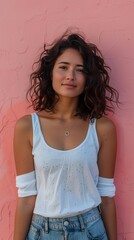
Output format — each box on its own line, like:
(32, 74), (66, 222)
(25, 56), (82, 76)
(13, 31), (119, 240)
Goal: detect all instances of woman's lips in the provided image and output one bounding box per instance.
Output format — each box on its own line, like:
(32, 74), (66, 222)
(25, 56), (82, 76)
(62, 83), (76, 88)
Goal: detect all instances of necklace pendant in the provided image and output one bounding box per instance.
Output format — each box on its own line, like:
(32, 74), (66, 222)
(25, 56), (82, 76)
(65, 131), (70, 136)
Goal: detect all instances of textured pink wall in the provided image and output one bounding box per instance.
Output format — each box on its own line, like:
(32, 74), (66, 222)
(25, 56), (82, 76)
(0, 0), (134, 239)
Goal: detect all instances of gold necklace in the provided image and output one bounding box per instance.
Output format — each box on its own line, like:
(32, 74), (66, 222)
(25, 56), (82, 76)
(64, 130), (70, 136)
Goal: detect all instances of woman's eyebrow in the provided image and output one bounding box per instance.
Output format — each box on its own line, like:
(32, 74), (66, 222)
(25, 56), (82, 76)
(58, 61), (84, 67)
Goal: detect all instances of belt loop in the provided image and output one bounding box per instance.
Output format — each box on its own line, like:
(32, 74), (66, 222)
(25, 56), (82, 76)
(44, 217), (49, 234)
(63, 229), (68, 240)
(77, 214), (85, 231)
(98, 205), (101, 214)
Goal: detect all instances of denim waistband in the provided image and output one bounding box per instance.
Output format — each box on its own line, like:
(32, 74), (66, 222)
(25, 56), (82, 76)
(32, 207), (100, 232)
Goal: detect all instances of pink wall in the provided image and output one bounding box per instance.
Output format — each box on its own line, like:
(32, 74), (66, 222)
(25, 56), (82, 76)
(0, 0), (134, 239)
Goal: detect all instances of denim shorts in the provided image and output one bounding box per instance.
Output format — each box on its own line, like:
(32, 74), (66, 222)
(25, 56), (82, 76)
(26, 207), (108, 240)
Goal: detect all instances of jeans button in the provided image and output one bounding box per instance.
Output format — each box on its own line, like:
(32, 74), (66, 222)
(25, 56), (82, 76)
(63, 220), (69, 226)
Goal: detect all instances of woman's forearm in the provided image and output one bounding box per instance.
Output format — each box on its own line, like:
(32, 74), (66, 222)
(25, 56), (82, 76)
(13, 196), (36, 240)
(100, 197), (117, 240)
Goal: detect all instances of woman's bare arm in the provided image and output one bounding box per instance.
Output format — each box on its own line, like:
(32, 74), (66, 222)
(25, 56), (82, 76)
(14, 196), (36, 240)
(13, 115), (36, 240)
(97, 117), (117, 240)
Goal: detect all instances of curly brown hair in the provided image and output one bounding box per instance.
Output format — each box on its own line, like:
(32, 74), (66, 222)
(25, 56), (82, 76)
(27, 31), (119, 119)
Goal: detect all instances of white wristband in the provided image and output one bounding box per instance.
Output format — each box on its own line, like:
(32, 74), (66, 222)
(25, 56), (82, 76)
(97, 177), (116, 197)
(16, 171), (37, 197)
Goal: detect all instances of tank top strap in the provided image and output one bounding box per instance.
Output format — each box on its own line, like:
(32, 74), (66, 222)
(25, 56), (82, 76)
(89, 118), (99, 151)
(31, 112), (41, 132)
(31, 113), (42, 153)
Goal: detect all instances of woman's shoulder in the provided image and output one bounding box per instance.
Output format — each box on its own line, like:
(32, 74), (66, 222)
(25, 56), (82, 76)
(96, 116), (116, 130)
(96, 116), (116, 143)
(14, 114), (32, 134)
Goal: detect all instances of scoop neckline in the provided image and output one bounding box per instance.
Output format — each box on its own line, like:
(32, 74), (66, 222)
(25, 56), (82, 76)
(34, 113), (92, 153)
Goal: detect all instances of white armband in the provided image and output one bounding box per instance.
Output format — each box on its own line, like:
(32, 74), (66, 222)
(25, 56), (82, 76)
(16, 171), (37, 197)
(97, 177), (116, 197)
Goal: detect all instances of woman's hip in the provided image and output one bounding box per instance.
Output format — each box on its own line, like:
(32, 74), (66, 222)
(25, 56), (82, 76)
(26, 207), (108, 240)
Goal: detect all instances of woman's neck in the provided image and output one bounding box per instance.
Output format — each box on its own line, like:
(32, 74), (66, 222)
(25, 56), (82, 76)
(54, 97), (78, 120)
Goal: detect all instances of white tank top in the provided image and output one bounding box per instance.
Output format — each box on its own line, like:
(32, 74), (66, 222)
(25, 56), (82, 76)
(32, 113), (101, 217)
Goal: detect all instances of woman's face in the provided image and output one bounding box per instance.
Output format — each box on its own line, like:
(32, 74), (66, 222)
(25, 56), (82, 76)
(52, 48), (86, 99)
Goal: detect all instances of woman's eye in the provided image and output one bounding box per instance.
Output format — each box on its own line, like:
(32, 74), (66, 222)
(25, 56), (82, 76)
(59, 66), (67, 70)
(76, 69), (84, 73)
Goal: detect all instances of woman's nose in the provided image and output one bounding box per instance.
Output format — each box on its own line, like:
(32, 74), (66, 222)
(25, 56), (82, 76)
(66, 70), (75, 80)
